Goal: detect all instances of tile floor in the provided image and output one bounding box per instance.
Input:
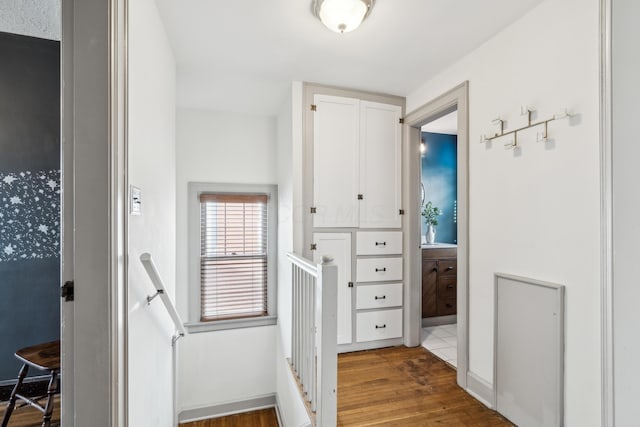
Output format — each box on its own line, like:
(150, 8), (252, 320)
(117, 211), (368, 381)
(421, 323), (458, 368)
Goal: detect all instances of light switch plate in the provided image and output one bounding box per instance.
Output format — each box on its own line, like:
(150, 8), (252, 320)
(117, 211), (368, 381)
(130, 186), (142, 215)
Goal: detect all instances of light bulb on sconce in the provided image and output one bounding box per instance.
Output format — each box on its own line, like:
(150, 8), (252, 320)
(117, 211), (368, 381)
(420, 139), (427, 155)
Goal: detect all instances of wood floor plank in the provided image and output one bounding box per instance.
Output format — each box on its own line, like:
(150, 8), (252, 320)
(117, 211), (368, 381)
(337, 346), (513, 427)
(0, 396), (60, 427)
(180, 408), (278, 427)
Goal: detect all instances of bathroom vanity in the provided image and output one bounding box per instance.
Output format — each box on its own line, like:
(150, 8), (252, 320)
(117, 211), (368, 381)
(422, 245), (457, 318)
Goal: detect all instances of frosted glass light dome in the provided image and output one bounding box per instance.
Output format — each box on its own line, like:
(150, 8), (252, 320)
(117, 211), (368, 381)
(314, 0), (374, 34)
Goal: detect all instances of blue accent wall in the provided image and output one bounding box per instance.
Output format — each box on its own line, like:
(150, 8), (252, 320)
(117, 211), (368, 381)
(0, 32), (60, 381)
(421, 132), (457, 244)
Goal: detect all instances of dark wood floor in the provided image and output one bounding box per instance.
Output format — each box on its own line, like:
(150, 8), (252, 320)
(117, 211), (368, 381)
(180, 408), (278, 427)
(0, 396), (60, 427)
(337, 346), (514, 426)
(3, 347), (510, 426)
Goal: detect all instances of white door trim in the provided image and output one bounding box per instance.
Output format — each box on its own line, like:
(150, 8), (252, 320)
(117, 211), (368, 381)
(599, 0), (613, 425)
(61, 0), (128, 425)
(60, 0), (75, 423)
(403, 82), (470, 389)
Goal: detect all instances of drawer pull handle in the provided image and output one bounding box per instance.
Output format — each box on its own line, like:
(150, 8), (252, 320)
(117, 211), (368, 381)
(375, 267), (387, 272)
(447, 285), (454, 289)
(446, 303), (453, 308)
(374, 295), (386, 300)
(375, 324), (387, 329)
(375, 241), (387, 246)
(447, 266), (454, 271)
(432, 267), (438, 272)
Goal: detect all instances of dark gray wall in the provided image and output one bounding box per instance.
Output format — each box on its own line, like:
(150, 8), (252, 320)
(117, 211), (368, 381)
(0, 32), (60, 381)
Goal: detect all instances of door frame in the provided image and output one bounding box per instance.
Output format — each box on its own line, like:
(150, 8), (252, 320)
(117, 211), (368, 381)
(599, 0), (613, 425)
(402, 82), (470, 389)
(61, 0), (128, 425)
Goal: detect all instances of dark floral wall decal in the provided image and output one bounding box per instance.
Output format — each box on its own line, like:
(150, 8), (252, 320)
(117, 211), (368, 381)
(0, 170), (61, 262)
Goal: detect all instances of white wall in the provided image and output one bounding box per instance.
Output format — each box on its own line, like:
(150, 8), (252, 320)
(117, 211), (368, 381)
(0, 0), (60, 40)
(275, 82), (310, 427)
(179, 327), (277, 410)
(176, 108), (278, 411)
(127, 0), (177, 425)
(407, 0), (601, 425)
(612, 0), (640, 424)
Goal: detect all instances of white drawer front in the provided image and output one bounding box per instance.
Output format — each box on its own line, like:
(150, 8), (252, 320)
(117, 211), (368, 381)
(356, 232), (403, 255)
(356, 309), (403, 342)
(356, 283), (403, 310)
(356, 257), (403, 282)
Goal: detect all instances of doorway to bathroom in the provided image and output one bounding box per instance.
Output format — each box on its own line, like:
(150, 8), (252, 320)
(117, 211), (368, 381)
(419, 109), (459, 369)
(403, 82), (469, 389)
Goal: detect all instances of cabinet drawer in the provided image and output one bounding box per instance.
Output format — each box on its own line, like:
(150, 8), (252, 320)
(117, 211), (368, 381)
(438, 260), (457, 277)
(437, 297), (457, 316)
(356, 309), (403, 342)
(356, 283), (403, 310)
(356, 257), (403, 282)
(437, 276), (456, 299)
(356, 232), (403, 255)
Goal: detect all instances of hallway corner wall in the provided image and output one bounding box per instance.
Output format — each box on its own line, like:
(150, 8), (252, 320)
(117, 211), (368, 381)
(407, 0), (601, 424)
(127, 0), (177, 425)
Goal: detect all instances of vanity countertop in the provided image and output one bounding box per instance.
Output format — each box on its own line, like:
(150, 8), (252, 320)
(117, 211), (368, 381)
(421, 243), (458, 249)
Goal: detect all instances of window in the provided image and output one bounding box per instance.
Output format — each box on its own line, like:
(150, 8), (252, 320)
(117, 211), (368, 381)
(187, 183), (277, 332)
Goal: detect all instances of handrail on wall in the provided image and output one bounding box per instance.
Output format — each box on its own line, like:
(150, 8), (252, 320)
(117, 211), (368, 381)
(140, 252), (186, 343)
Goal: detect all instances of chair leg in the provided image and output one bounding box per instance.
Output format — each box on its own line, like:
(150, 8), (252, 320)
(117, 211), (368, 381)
(1, 363), (29, 427)
(41, 370), (58, 427)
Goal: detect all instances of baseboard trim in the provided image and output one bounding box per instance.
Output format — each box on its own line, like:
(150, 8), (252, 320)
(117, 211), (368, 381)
(274, 393), (285, 427)
(274, 392), (313, 427)
(422, 315), (457, 327)
(178, 394), (277, 424)
(466, 371), (495, 409)
(337, 338), (403, 354)
(0, 374), (50, 387)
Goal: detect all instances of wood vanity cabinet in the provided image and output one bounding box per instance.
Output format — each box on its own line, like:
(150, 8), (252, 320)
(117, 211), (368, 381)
(422, 247), (457, 318)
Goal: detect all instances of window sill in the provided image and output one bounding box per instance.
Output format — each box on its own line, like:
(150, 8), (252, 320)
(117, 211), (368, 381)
(185, 315), (277, 333)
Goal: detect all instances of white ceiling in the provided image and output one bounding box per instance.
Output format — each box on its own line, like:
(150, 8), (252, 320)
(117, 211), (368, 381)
(0, 0), (61, 41)
(155, 0), (544, 116)
(422, 110), (458, 135)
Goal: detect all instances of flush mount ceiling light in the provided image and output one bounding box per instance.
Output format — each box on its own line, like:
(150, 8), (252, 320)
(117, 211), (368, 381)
(312, 0), (375, 34)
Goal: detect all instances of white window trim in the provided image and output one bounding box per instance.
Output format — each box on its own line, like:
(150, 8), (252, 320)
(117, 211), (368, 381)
(186, 182), (278, 333)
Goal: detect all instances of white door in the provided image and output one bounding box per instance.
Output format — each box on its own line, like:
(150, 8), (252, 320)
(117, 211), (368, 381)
(313, 95), (360, 228)
(359, 101), (402, 228)
(313, 233), (352, 345)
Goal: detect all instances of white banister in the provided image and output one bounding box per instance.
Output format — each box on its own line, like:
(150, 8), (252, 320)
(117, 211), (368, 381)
(287, 252), (338, 427)
(140, 252), (186, 342)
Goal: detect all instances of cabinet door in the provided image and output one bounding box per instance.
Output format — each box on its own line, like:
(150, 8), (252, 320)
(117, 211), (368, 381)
(313, 233), (352, 345)
(422, 259), (438, 318)
(313, 95), (360, 228)
(359, 101), (402, 228)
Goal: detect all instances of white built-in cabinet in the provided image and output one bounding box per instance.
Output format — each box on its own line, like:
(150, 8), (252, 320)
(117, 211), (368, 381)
(313, 233), (352, 345)
(311, 92), (404, 351)
(313, 95), (402, 229)
(358, 101), (403, 228)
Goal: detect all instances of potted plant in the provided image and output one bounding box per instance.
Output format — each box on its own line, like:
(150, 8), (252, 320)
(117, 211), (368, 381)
(421, 201), (441, 244)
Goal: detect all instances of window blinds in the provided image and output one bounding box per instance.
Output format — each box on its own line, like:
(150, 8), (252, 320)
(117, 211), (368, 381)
(199, 193), (268, 321)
